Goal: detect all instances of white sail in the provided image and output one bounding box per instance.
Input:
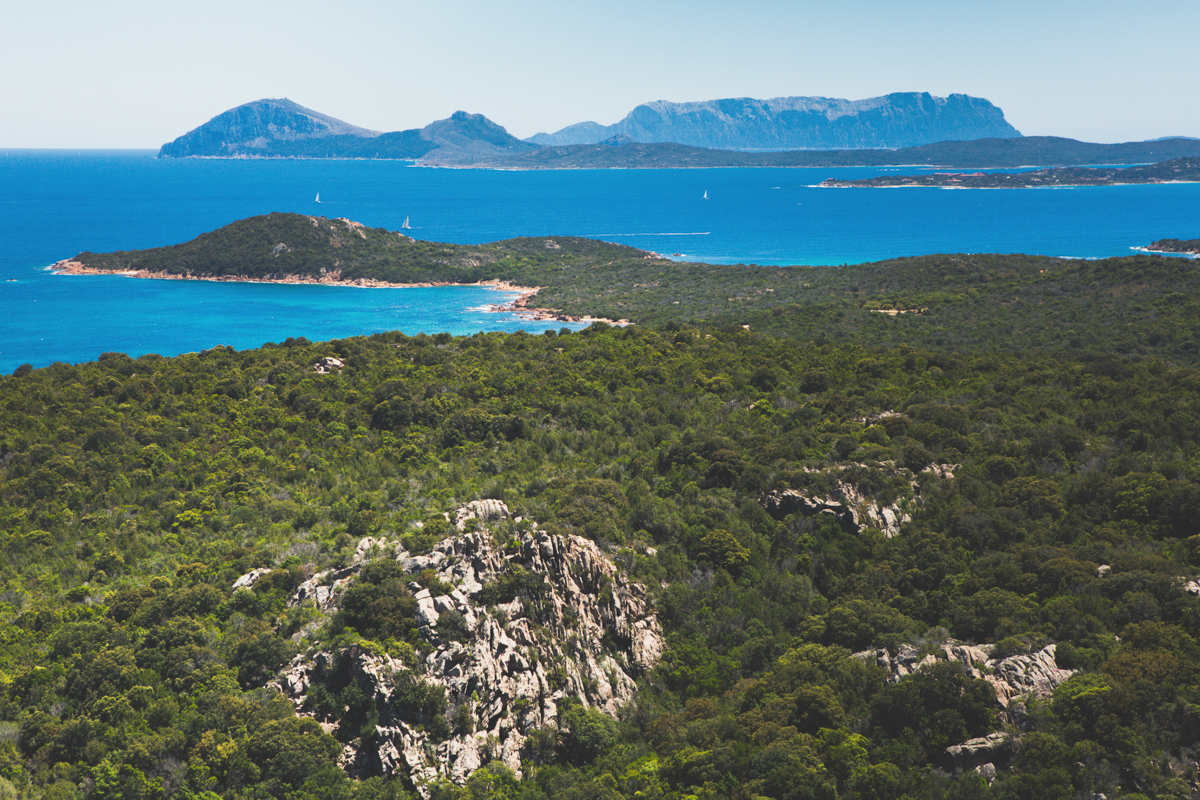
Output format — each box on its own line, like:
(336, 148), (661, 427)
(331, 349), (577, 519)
(315, 193), (321, 203)
(402, 215), (411, 229)
(703, 190), (708, 200)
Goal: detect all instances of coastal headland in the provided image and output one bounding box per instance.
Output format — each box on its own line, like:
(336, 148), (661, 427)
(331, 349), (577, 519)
(52, 211), (1200, 364)
(51, 216), (632, 326)
(1134, 238), (1200, 257)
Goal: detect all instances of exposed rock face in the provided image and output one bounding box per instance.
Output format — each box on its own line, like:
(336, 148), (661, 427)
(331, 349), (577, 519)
(973, 761), (998, 782)
(942, 732), (1019, 775)
(158, 98), (380, 158)
(854, 643), (1063, 780)
(985, 645), (1075, 709)
(527, 92), (1022, 150)
(758, 455), (955, 537)
(858, 642), (1075, 710)
(231, 567), (271, 591)
(452, 499), (511, 530)
(274, 502), (662, 792)
(313, 356), (344, 375)
(760, 461), (953, 538)
(761, 488), (860, 533)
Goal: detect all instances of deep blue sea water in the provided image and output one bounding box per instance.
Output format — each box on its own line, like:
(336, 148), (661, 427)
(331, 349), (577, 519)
(2, 149), (1198, 371)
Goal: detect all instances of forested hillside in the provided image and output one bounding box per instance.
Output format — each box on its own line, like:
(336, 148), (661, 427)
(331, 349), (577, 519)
(7, 218), (1200, 799)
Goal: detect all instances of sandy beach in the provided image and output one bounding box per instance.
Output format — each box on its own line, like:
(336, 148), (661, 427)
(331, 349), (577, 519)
(49, 260), (630, 326)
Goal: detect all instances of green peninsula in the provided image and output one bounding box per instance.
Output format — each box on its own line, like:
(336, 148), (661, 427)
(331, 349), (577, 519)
(61, 212), (1200, 366)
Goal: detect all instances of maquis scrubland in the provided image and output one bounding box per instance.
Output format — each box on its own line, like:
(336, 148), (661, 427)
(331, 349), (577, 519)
(5, 214), (1200, 800)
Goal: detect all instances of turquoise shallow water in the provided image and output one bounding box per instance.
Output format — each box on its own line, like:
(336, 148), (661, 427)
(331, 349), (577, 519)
(2, 150), (1198, 371)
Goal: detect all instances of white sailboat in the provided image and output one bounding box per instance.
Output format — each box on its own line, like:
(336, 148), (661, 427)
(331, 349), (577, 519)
(401, 215), (411, 229)
(703, 190), (708, 200)
(315, 193), (321, 203)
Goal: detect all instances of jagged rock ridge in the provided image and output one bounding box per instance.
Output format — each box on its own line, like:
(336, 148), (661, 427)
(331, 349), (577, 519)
(266, 501), (662, 792)
(527, 92), (1022, 150)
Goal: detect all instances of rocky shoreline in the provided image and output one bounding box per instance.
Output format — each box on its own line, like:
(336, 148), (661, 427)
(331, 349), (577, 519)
(1133, 238), (1200, 257)
(49, 259), (630, 327)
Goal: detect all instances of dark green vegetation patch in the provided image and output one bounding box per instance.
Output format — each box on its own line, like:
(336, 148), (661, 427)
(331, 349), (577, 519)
(73, 213), (645, 286)
(3, 313), (1200, 798)
(10, 217), (1200, 799)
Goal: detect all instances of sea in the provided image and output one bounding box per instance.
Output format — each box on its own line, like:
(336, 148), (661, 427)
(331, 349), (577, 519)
(2, 149), (1198, 372)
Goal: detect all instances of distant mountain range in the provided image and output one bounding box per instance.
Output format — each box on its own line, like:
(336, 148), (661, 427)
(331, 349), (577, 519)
(157, 97), (1200, 169)
(158, 99), (538, 161)
(158, 93), (1019, 160)
(526, 93), (1022, 150)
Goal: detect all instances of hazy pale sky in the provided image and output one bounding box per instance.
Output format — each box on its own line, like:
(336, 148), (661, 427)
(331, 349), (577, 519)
(4, 0), (1198, 147)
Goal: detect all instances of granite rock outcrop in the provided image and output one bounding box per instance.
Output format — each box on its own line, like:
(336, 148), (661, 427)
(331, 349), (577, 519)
(269, 501), (662, 792)
(858, 641), (1075, 710)
(856, 640), (1073, 781)
(760, 461), (955, 538)
(942, 731), (1019, 777)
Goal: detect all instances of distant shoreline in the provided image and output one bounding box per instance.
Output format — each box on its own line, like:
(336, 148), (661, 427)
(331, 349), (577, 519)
(819, 179), (1200, 189)
(817, 158), (1200, 189)
(49, 259), (630, 327)
(1130, 247), (1200, 258)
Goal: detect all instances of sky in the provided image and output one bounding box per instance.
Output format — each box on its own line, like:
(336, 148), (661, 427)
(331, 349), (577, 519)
(3, 0), (1198, 148)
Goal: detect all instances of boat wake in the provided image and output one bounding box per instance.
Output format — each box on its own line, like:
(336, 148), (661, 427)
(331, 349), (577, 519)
(586, 232), (711, 237)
